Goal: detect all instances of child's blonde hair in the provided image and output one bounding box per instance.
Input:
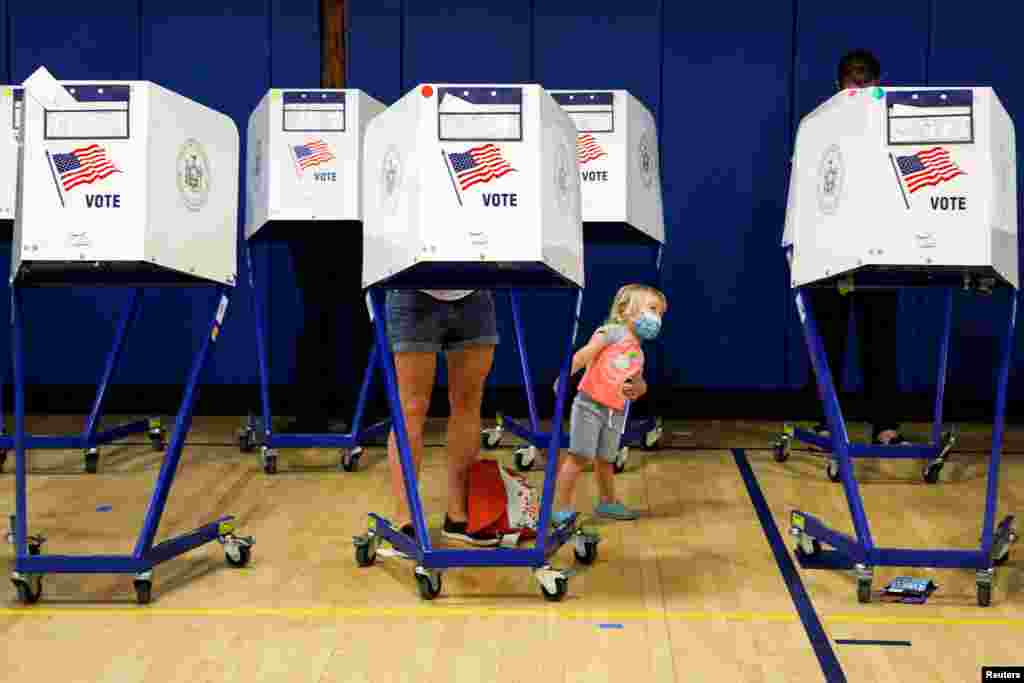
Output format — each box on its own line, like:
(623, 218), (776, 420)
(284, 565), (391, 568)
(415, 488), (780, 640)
(605, 284), (667, 326)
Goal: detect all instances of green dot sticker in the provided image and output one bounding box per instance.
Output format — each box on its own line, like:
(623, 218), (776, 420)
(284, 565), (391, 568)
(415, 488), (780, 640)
(871, 86), (885, 100)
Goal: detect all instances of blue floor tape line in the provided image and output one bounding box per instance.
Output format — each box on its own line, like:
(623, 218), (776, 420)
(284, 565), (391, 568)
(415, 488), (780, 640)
(835, 640), (911, 647)
(732, 449), (846, 683)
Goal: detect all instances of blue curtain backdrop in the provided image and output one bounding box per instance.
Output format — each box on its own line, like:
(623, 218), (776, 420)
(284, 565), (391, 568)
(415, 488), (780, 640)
(0, 0), (1021, 417)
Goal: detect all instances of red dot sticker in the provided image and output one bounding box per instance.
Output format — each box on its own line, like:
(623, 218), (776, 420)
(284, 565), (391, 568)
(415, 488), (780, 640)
(421, 85), (434, 97)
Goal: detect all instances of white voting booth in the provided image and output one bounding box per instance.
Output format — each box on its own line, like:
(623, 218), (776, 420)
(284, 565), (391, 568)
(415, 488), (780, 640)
(784, 86), (1017, 288)
(549, 89), (664, 243)
(14, 70), (239, 285)
(1, 86), (21, 221)
(240, 88), (390, 475)
(362, 83), (583, 288)
(246, 89), (385, 236)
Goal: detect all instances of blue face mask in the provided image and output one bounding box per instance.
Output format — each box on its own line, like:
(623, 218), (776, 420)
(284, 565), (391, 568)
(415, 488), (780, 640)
(634, 311), (661, 340)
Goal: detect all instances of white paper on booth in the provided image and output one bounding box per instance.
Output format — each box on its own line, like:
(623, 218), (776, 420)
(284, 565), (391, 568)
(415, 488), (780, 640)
(21, 66), (76, 108)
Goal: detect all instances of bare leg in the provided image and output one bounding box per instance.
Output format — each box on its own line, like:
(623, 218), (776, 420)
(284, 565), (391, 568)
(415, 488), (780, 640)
(594, 459), (617, 505)
(554, 452), (586, 511)
(443, 344), (495, 522)
(387, 351), (437, 526)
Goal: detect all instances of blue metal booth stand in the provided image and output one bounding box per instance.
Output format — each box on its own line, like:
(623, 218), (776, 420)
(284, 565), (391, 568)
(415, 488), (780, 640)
(353, 266), (599, 601)
(7, 264), (254, 605)
(779, 268), (1017, 606)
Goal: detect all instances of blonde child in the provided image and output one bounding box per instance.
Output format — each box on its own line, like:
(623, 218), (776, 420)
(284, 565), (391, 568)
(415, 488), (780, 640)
(551, 284), (667, 524)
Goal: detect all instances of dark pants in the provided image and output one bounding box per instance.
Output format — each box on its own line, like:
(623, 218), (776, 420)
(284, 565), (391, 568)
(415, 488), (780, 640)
(287, 228), (369, 428)
(805, 288), (899, 437)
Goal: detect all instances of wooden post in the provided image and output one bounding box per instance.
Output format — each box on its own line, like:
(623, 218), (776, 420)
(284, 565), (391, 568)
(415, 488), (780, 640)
(321, 0), (345, 88)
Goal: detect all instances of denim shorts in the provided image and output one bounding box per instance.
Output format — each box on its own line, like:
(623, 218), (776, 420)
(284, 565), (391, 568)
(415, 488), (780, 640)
(385, 290), (500, 353)
(569, 392), (626, 464)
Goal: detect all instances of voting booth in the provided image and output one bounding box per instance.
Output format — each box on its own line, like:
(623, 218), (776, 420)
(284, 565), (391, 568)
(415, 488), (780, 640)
(776, 86), (1018, 607)
(362, 83), (583, 290)
(246, 89), (385, 235)
(784, 86), (1017, 288)
(8, 68), (251, 607)
(490, 89), (668, 474)
(240, 88), (391, 474)
(355, 84), (593, 603)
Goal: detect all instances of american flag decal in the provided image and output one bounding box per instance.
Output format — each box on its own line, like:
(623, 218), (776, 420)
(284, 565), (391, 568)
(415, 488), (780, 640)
(447, 144), (515, 191)
(896, 147), (966, 194)
(577, 133), (607, 165)
(52, 145), (121, 192)
(293, 139), (335, 171)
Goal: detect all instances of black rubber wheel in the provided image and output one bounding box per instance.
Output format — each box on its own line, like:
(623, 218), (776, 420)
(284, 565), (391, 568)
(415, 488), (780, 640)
(857, 579), (872, 604)
(13, 577), (42, 604)
(574, 542), (598, 565)
(794, 539), (822, 560)
(225, 544), (251, 568)
(239, 432), (255, 453)
(923, 463), (943, 484)
(134, 580), (152, 605)
(827, 461), (841, 483)
(773, 442), (790, 463)
(149, 430), (166, 452)
(481, 431), (501, 450)
(514, 449), (534, 472)
(85, 452), (99, 474)
(541, 577), (568, 602)
(340, 451), (360, 473)
(263, 454), (277, 475)
(28, 543), (41, 556)
(977, 582), (992, 607)
(355, 543), (376, 567)
(415, 572), (442, 600)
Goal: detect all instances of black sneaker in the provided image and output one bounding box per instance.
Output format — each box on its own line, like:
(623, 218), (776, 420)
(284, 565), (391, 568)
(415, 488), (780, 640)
(441, 516), (499, 546)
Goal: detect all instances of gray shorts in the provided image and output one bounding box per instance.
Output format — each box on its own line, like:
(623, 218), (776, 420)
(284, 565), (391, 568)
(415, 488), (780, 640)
(385, 290), (500, 353)
(569, 392), (626, 464)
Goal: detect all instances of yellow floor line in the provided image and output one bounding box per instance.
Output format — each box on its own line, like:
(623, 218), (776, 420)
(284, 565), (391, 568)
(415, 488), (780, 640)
(0, 605), (1022, 627)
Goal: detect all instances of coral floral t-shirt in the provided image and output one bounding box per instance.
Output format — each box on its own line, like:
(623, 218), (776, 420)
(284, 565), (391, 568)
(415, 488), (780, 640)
(578, 324), (643, 412)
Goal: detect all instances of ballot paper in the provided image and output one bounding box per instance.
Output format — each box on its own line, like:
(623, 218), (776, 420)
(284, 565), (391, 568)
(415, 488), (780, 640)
(21, 66), (76, 109)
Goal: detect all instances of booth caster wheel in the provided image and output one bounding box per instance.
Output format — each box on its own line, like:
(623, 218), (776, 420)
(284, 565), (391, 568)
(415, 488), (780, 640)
(133, 572), (153, 605)
(573, 533), (599, 565)
(991, 515), (1017, 566)
(354, 535), (378, 567)
(238, 427), (257, 453)
(481, 426), (503, 450)
(773, 436), (791, 463)
(0, 449), (7, 473)
(826, 460), (841, 483)
(340, 447), (362, 472)
(84, 448), (100, 474)
(922, 461), (944, 484)
(642, 419), (664, 450)
(148, 420), (166, 452)
(614, 447), (629, 474)
(261, 447), (277, 475)
(12, 574), (42, 604)
(855, 564), (873, 604)
(514, 446), (537, 472)
(977, 569), (994, 607)
(534, 566), (570, 602)
(414, 567), (442, 600)
(221, 531), (254, 568)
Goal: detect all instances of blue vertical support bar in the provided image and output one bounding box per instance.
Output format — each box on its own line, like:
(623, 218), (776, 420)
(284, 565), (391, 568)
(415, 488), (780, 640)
(509, 290), (540, 432)
(932, 288), (954, 445)
(12, 287), (27, 560)
(349, 342), (379, 436)
(133, 287), (230, 557)
(82, 288), (142, 441)
(534, 289), (582, 555)
(246, 243), (273, 439)
(369, 288), (432, 550)
(796, 288), (875, 550)
(980, 292), (1017, 554)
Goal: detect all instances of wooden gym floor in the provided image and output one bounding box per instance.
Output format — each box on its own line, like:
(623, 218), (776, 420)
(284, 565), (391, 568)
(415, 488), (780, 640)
(0, 415), (1020, 682)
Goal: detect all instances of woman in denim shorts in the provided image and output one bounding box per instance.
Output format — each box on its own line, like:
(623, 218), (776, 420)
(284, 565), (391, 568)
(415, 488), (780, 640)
(385, 288), (500, 546)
